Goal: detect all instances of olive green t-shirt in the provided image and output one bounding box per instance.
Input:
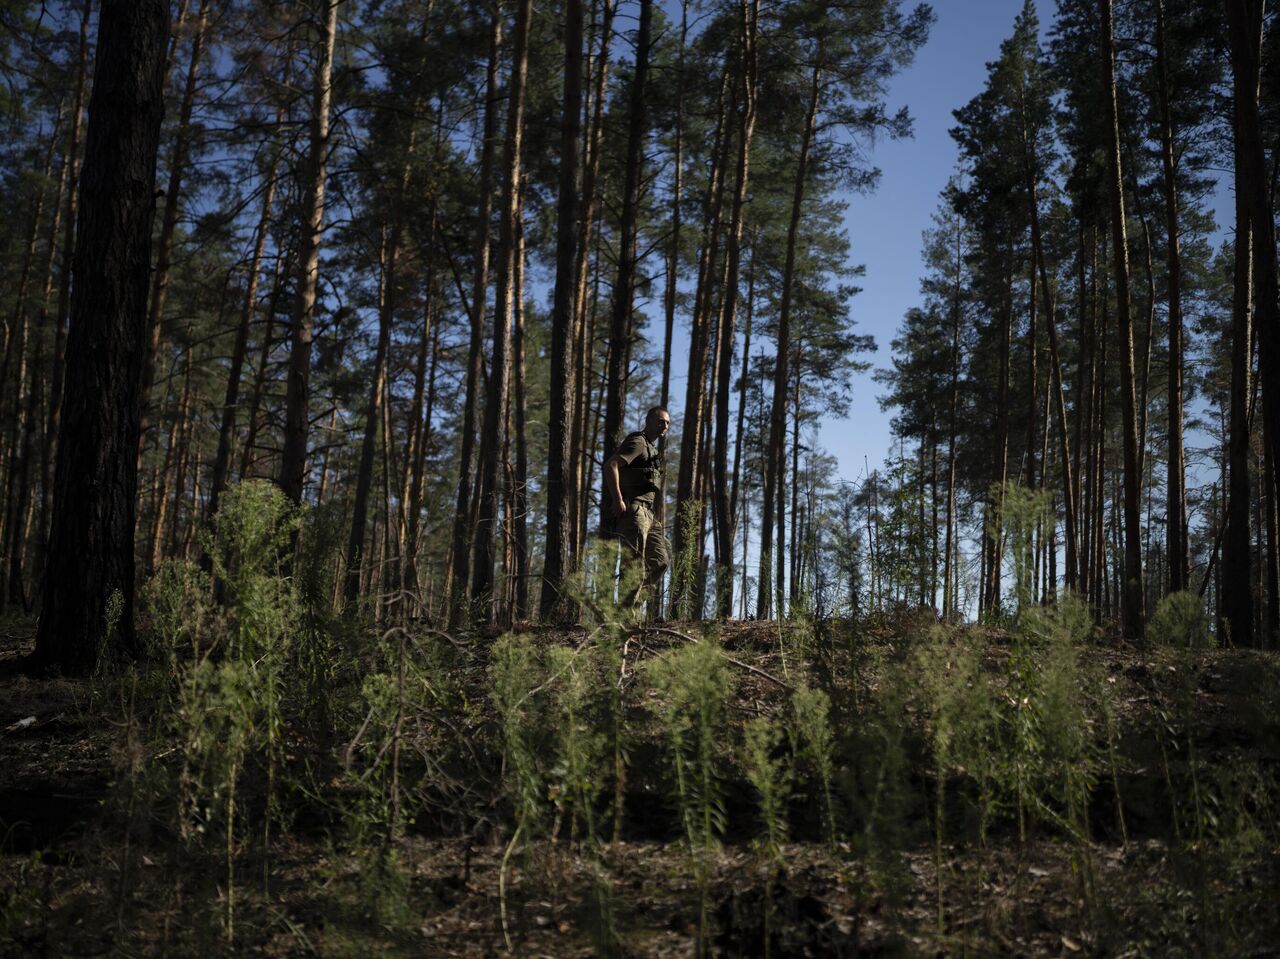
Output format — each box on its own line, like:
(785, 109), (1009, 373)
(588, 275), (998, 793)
(616, 432), (661, 507)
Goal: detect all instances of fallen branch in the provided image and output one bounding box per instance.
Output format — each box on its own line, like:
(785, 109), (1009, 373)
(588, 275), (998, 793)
(640, 626), (794, 691)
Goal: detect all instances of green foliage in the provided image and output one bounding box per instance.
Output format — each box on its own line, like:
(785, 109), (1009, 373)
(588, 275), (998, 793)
(669, 499), (704, 620)
(988, 482), (1053, 617)
(1149, 591), (1213, 648)
(789, 685), (837, 847)
(742, 717), (791, 858)
(646, 637), (733, 954)
(490, 633), (548, 832)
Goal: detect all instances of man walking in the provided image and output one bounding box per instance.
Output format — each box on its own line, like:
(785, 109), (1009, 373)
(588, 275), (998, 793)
(603, 406), (671, 610)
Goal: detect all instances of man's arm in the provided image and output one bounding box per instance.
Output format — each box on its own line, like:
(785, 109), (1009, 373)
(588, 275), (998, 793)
(604, 456), (627, 516)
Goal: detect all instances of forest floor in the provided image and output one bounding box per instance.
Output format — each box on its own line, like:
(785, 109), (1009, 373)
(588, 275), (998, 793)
(1, 613), (1278, 958)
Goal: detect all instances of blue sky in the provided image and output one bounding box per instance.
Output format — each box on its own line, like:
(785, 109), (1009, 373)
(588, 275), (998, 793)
(822, 0), (1033, 482)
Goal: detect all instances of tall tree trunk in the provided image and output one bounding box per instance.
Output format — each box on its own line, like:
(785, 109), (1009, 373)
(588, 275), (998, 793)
(148, 341), (193, 573)
(2, 110), (64, 607)
(942, 208), (963, 618)
(1029, 183), (1077, 589)
(239, 252), (286, 480)
(660, 0), (688, 421)
(279, 0), (340, 505)
(1101, 0), (1145, 641)
(673, 64), (732, 617)
(40, 0), (92, 557)
(729, 231), (756, 563)
(712, 0), (758, 617)
(1223, 127), (1255, 647)
(446, 12), (501, 620)
(983, 249), (1014, 615)
(757, 47), (821, 620)
(1154, 0), (1188, 593)
(472, 0), (533, 613)
(33, 0), (169, 674)
(207, 134), (280, 523)
(138, 0), (209, 460)
(404, 289), (439, 610)
(1226, 0), (1280, 645)
(601, 0), (652, 468)
(345, 224), (397, 608)
(567, 0), (615, 561)
(511, 203), (530, 621)
(162, 346), (195, 560)
(540, 0), (584, 620)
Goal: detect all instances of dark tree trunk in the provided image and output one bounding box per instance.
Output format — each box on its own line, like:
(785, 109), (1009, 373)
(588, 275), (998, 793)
(207, 137), (280, 524)
(757, 48), (821, 621)
(713, 0), (758, 617)
(1223, 127), (1254, 647)
(40, 0), (92, 556)
(540, 0), (583, 621)
(601, 0), (652, 469)
(1226, 0), (1280, 646)
(138, 0), (209, 459)
(1154, 0), (1188, 593)
(446, 12), (500, 621)
(472, 0), (533, 613)
(33, 0), (169, 674)
(511, 205), (530, 621)
(1101, 0), (1145, 641)
(345, 223), (397, 608)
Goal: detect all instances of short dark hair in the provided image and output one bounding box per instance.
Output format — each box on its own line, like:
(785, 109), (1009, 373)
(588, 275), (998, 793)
(646, 406), (669, 420)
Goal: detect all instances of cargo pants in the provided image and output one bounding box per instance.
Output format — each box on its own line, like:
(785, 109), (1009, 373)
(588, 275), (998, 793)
(615, 500), (670, 608)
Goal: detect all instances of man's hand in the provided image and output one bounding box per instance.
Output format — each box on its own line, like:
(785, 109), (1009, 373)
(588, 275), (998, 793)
(614, 496), (628, 517)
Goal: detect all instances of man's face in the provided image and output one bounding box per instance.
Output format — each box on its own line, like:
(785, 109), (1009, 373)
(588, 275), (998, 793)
(647, 410), (671, 437)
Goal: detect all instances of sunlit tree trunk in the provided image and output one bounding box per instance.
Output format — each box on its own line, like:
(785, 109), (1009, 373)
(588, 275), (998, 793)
(472, 0), (533, 613)
(279, 0), (340, 505)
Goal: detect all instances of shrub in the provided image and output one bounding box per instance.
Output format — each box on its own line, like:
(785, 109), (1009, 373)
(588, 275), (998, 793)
(1149, 591), (1213, 648)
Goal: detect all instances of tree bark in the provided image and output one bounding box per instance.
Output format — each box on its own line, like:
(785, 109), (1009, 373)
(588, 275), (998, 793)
(712, 0), (758, 617)
(758, 47), (821, 620)
(33, 0), (170, 674)
(345, 223), (397, 608)
(1101, 0), (1145, 641)
(601, 0), (652, 469)
(207, 131), (281, 524)
(1223, 121), (1254, 647)
(40, 0), (92, 557)
(1154, 0), (1188, 593)
(279, 0), (340, 505)
(471, 0), (533, 613)
(138, 0), (209, 460)
(540, 0), (584, 620)
(446, 11), (501, 621)
(1226, 0), (1280, 646)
